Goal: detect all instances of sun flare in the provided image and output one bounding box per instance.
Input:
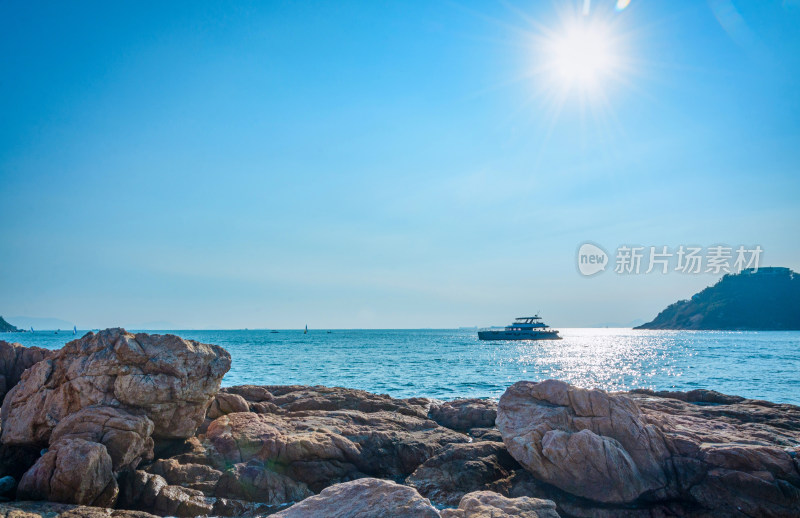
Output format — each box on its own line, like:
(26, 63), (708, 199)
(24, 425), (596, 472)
(543, 21), (619, 93)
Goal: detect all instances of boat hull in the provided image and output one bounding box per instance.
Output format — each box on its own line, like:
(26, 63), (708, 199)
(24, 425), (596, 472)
(478, 330), (561, 341)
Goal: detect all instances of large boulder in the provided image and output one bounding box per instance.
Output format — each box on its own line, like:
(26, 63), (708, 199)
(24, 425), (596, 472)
(0, 340), (48, 402)
(0, 328), (231, 445)
(271, 478), (440, 518)
(17, 439), (118, 507)
(497, 380), (670, 504)
(440, 491), (560, 518)
(497, 380), (800, 517)
(50, 406), (154, 472)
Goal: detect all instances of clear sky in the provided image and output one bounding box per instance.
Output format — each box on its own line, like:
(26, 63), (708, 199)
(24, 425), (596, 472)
(1, 0), (799, 329)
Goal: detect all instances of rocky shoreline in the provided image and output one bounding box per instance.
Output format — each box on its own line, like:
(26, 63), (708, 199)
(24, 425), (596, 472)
(0, 329), (798, 517)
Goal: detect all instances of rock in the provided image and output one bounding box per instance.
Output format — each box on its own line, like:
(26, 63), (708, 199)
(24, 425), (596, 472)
(145, 459), (222, 493)
(206, 393), (249, 419)
(429, 399), (497, 432)
(407, 441), (519, 506)
(50, 407), (154, 472)
(116, 471), (212, 517)
(0, 501), (159, 518)
(154, 438), (215, 470)
(17, 439), (118, 507)
(272, 478), (439, 518)
(468, 428), (503, 442)
(630, 388), (744, 405)
(214, 461), (312, 504)
(497, 380), (670, 504)
(131, 386), (470, 508)
(204, 407), (468, 492)
(498, 380), (800, 516)
(0, 341), (48, 402)
(440, 491), (560, 518)
(219, 385), (273, 403)
(1, 328), (230, 445)
(249, 385), (431, 418)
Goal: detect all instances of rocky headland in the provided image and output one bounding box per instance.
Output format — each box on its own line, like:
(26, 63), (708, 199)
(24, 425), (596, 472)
(637, 267), (800, 330)
(0, 318), (21, 334)
(0, 329), (798, 517)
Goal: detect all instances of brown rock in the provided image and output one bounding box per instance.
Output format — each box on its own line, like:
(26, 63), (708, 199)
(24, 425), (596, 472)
(0, 341), (48, 403)
(497, 380), (670, 504)
(1, 329), (230, 445)
(204, 408), (468, 491)
(206, 393), (249, 419)
(150, 437), (209, 466)
(219, 385), (273, 403)
(440, 490), (560, 518)
(17, 439), (118, 507)
(117, 471), (212, 517)
(214, 461), (312, 504)
(0, 501), (159, 518)
(630, 388), (744, 405)
(271, 478), (440, 518)
(50, 406), (154, 472)
(429, 399), (497, 432)
(498, 380), (800, 516)
(257, 385), (430, 417)
(145, 458), (221, 492)
(407, 441), (519, 506)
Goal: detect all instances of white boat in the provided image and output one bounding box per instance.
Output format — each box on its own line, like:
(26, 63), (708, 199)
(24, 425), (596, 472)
(478, 315), (561, 341)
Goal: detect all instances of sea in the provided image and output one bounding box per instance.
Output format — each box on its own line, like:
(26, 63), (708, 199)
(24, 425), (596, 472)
(6, 328), (800, 405)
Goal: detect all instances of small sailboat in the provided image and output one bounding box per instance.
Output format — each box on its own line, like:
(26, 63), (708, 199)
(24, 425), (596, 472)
(73, 325), (77, 335)
(30, 326), (34, 333)
(304, 325), (308, 334)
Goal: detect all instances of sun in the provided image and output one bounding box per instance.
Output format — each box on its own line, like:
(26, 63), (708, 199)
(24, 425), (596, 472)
(543, 20), (620, 94)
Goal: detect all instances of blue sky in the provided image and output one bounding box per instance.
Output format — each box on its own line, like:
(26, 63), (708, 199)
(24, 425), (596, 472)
(1, 0), (799, 329)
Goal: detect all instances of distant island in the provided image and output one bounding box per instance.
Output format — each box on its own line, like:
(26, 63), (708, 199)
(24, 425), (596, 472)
(636, 267), (800, 330)
(0, 316), (21, 333)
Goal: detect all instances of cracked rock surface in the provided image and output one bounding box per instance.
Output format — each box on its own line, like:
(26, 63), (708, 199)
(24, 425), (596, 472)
(497, 379), (800, 517)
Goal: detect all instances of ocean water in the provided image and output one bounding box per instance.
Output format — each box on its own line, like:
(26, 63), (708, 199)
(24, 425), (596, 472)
(6, 328), (800, 405)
